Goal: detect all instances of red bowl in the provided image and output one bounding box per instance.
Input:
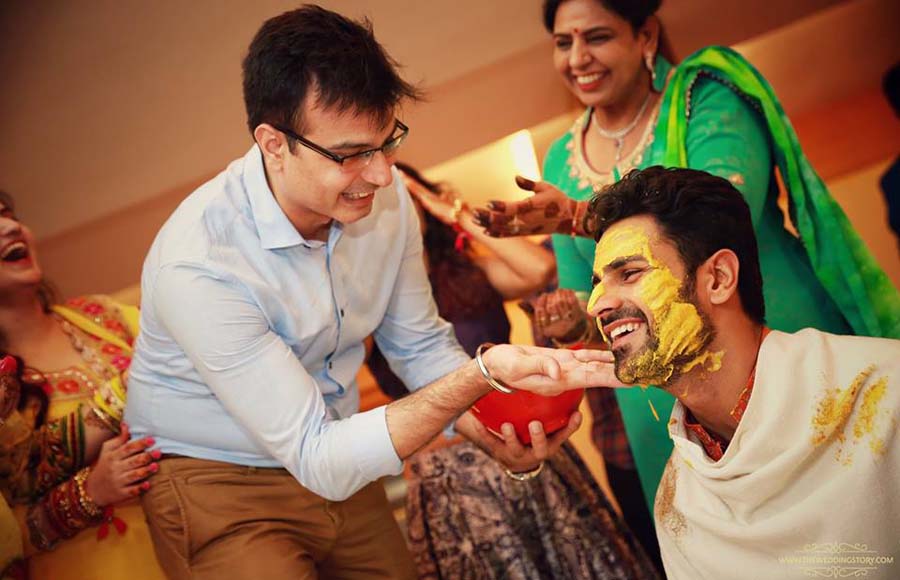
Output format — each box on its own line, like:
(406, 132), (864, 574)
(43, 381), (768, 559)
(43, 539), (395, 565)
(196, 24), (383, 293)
(471, 388), (584, 444)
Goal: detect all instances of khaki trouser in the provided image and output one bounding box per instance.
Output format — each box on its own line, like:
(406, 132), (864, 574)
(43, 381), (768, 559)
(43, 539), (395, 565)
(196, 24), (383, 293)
(141, 456), (416, 580)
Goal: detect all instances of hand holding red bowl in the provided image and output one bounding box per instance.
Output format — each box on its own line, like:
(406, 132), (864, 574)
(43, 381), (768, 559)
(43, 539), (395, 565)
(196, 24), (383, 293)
(471, 387), (584, 444)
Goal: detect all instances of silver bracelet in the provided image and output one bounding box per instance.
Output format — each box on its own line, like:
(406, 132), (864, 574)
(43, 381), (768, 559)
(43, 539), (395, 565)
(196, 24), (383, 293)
(475, 343), (514, 394)
(504, 461), (545, 482)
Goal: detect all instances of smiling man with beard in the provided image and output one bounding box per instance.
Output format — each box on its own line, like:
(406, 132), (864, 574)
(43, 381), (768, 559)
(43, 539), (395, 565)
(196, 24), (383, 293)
(584, 166), (900, 580)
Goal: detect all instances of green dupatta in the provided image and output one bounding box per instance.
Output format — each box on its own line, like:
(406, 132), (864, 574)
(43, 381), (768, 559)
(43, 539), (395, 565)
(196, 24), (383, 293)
(662, 46), (900, 338)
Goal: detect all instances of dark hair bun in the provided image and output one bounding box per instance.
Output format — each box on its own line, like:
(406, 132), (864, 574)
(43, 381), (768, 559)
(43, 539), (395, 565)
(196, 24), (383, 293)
(543, 0), (661, 32)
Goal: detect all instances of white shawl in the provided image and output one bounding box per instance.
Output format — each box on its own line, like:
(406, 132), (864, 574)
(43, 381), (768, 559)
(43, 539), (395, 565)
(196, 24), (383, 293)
(656, 329), (900, 579)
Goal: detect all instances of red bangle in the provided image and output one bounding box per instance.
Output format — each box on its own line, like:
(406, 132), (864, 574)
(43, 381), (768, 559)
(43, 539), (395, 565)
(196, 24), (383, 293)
(452, 224), (472, 252)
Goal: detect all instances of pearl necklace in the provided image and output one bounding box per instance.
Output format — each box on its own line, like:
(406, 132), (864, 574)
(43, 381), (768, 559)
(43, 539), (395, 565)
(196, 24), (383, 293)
(593, 89), (652, 162)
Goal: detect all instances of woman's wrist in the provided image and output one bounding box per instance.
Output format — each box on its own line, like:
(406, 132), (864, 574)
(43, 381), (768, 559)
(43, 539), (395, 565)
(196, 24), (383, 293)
(30, 468), (105, 551)
(449, 199), (465, 225)
(551, 318), (596, 349)
(503, 461), (544, 482)
(571, 200), (590, 237)
(78, 466), (106, 514)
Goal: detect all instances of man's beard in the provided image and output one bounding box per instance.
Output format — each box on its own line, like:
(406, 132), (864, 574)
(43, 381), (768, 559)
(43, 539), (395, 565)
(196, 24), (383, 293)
(610, 285), (717, 386)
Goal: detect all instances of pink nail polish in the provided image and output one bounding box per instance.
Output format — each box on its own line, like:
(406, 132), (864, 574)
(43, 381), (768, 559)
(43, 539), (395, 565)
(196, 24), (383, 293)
(151, 449), (162, 459)
(150, 463), (159, 472)
(145, 437), (156, 446)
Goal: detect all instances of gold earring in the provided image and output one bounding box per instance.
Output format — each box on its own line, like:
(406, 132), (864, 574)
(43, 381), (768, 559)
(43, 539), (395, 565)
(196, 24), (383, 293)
(645, 52), (656, 84)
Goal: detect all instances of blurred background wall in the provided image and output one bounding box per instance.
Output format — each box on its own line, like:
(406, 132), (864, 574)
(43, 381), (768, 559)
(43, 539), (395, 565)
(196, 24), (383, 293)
(1, 0), (898, 297)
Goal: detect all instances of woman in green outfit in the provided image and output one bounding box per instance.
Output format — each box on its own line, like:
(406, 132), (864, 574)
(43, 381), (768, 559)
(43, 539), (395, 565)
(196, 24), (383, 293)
(475, 0), (900, 519)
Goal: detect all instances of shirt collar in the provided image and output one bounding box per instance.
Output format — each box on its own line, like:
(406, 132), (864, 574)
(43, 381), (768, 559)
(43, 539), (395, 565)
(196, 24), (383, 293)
(242, 145), (315, 250)
(682, 327), (771, 461)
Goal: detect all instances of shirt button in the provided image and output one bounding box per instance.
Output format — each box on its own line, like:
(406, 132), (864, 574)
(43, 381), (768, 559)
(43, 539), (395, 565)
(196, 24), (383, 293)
(340, 308), (344, 318)
(328, 361), (333, 370)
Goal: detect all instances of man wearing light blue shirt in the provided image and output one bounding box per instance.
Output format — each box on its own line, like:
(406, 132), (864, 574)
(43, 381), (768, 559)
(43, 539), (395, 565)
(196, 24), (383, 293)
(125, 6), (619, 579)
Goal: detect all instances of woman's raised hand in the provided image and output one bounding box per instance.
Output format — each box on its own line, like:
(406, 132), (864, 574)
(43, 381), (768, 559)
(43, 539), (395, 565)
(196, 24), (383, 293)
(473, 176), (580, 237)
(400, 170), (458, 225)
(530, 289), (591, 343)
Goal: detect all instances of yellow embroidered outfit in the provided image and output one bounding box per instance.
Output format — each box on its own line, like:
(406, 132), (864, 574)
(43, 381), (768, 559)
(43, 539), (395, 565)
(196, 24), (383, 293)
(0, 295), (164, 580)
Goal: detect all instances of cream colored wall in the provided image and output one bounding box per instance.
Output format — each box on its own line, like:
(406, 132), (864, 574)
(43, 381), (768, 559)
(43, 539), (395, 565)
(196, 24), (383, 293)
(827, 160), (900, 288)
(20, 0), (897, 298)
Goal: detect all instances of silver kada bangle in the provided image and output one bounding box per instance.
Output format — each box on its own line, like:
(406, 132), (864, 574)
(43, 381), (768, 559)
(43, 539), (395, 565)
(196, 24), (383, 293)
(504, 461), (545, 482)
(475, 343), (514, 394)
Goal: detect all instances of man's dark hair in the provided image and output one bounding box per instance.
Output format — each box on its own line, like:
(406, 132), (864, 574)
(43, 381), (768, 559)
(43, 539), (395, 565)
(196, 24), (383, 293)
(585, 166), (766, 324)
(242, 5), (421, 141)
(883, 61), (900, 117)
(542, 0), (661, 33)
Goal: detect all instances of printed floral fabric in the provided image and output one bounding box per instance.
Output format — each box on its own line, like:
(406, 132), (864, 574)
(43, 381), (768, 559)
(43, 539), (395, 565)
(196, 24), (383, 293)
(405, 441), (660, 580)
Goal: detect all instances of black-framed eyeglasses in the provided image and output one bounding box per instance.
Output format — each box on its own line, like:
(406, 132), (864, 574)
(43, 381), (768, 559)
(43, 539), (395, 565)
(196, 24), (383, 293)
(275, 119), (409, 172)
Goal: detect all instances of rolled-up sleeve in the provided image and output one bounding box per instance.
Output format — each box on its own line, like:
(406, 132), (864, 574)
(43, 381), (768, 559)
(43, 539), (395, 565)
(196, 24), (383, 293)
(152, 263), (402, 501)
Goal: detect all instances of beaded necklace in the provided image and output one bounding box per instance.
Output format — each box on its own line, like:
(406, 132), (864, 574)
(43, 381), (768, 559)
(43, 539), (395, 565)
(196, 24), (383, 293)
(566, 98), (662, 194)
(592, 89), (652, 163)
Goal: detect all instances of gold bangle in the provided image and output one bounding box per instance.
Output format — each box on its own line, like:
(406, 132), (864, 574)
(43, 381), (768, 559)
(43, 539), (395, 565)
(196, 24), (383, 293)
(569, 200), (583, 237)
(450, 198), (464, 224)
(74, 467), (104, 519)
(474, 343), (514, 394)
(504, 461), (544, 482)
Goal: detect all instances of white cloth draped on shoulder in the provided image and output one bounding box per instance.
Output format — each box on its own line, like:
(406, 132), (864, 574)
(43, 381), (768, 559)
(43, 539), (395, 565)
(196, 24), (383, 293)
(656, 328), (900, 580)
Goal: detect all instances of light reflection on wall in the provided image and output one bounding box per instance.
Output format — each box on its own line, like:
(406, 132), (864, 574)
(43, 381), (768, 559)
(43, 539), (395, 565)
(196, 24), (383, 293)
(508, 130), (541, 182)
(423, 129), (541, 207)
(415, 111), (579, 207)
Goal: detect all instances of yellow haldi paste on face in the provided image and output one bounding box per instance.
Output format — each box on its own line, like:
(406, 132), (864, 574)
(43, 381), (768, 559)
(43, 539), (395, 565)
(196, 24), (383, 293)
(588, 225), (722, 386)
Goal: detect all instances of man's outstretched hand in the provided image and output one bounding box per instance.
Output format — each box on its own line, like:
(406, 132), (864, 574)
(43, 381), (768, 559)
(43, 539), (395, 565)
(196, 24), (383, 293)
(481, 343), (625, 396)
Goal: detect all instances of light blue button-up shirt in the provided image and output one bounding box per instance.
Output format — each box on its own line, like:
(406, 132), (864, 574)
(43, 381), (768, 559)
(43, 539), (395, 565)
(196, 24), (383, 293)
(125, 145), (469, 501)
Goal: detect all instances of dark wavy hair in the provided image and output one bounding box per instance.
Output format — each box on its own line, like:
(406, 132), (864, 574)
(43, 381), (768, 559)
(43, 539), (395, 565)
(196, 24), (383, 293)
(395, 162), (498, 320)
(585, 166), (766, 324)
(242, 5), (422, 143)
(4, 354), (50, 428)
(884, 61), (900, 116)
(542, 0), (676, 62)
(543, 0), (659, 31)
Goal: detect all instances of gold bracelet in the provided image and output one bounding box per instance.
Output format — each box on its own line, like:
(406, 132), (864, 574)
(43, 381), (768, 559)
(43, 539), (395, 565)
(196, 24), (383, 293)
(450, 198), (465, 224)
(570, 200), (586, 237)
(474, 343), (514, 394)
(504, 461), (544, 482)
(74, 466), (104, 519)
